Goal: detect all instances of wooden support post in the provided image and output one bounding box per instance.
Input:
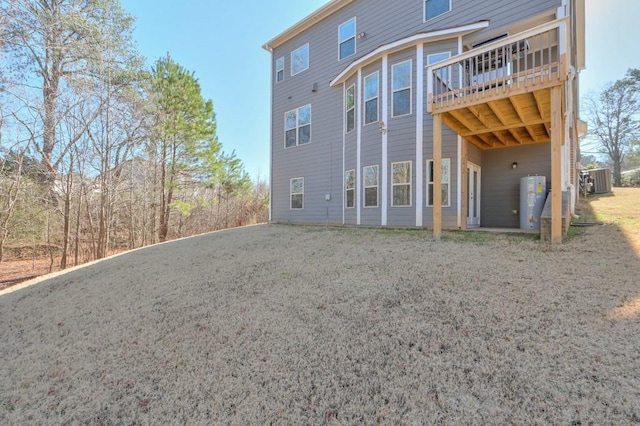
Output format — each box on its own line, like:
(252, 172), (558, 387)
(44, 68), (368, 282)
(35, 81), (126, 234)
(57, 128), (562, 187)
(460, 138), (468, 230)
(551, 86), (563, 244)
(433, 114), (442, 240)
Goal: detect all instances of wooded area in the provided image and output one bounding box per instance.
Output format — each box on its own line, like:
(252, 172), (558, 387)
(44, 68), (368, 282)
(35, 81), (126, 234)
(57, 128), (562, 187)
(0, 0), (268, 270)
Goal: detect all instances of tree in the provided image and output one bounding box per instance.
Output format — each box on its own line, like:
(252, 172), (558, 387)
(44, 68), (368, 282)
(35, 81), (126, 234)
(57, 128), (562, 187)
(148, 54), (220, 242)
(583, 68), (640, 186)
(0, 0), (139, 183)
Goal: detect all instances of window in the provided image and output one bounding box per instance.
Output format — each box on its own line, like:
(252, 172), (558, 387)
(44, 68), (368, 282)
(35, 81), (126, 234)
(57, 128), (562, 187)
(291, 44), (309, 75)
(392, 161), (412, 207)
(345, 169), (355, 208)
(427, 52), (451, 86)
(345, 85), (355, 133)
(276, 57), (284, 83)
(425, 0), (451, 22)
(284, 105), (311, 148)
(290, 178), (304, 209)
(363, 165), (379, 208)
(364, 72), (379, 125)
(339, 18), (356, 60)
(392, 60), (411, 117)
(427, 159), (451, 207)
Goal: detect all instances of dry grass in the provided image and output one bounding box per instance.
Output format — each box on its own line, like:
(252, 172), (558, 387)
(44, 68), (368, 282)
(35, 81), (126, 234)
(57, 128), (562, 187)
(578, 187), (640, 253)
(0, 191), (638, 424)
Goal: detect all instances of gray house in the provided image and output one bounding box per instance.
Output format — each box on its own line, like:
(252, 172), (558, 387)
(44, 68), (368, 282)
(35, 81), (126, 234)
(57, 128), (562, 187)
(263, 0), (585, 243)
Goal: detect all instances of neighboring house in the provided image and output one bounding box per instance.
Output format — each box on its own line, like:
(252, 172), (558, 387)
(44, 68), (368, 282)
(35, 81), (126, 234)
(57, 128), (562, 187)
(263, 0), (585, 243)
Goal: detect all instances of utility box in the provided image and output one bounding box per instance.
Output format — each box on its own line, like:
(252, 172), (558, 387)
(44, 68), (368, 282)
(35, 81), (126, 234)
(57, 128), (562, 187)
(520, 176), (547, 230)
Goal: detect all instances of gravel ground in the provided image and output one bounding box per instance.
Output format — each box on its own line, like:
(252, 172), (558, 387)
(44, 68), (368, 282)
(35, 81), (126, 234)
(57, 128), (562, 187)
(1, 224), (639, 424)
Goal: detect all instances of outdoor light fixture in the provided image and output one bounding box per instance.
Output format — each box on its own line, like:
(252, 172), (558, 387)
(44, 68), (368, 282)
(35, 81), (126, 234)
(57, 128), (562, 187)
(512, 162), (518, 169)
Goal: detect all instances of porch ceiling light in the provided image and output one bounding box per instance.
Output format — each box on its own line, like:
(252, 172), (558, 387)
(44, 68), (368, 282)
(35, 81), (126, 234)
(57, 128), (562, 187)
(512, 162), (518, 169)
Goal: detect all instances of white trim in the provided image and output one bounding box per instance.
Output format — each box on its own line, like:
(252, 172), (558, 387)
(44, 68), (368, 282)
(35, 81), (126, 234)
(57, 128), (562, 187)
(416, 44), (424, 226)
(381, 55), (389, 225)
(456, 36), (463, 229)
(363, 164), (379, 208)
(457, 137), (462, 228)
(426, 158), (451, 208)
(345, 84), (356, 133)
(356, 70), (362, 224)
(423, 0), (452, 23)
(391, 161), (412, 207)
(275, 56), (284, 83)
(345, 169), (356, 209)
(290, 177), (304, 210)
(363, 71), (379, 125)
(291, 43), (309, 76)
(342, 82), (346, 224)
(330, 21), (489, 87)
(339, 17), (357, 61)
(262, 0), (355, 51)
(392, 59), (412, 117)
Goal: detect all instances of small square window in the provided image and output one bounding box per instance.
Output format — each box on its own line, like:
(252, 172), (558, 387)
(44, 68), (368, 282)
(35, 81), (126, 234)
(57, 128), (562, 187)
(345, 85), (355, 133)
(345, 169), (355, 208)
(276, 57), (284, 83)
(427, 159), (451, 207)
(425, 0), (451, 22)
(364, 72), (379, 125)
(291, 44), (309, 75)
(392, 60), (412, 117)
(284, 105), (311, 148)
(363, 165), (379, 208)
(339, 18), (356, 60)
(392, 161), (412, 207)
(290, 177), (304, 210)
(427, 52), (451, 86)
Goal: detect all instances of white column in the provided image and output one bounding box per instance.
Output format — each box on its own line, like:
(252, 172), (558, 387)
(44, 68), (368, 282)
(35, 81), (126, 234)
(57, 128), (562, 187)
(416, 45), (424, 227)
(381, 56), (389, 226)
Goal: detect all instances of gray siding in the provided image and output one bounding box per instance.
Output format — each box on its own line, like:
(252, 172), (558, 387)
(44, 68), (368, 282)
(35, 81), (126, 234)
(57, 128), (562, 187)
(481, 143), (551, 228)
(268, 0), (563, 227)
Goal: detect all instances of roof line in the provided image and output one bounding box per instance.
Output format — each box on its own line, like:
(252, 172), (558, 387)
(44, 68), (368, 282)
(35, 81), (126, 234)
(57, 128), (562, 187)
(329, 20), (490, 87)
(262, 0), (354, 52)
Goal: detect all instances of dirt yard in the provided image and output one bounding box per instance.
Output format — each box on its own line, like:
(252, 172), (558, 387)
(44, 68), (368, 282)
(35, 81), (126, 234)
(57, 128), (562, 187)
(0, 189), (638, 424)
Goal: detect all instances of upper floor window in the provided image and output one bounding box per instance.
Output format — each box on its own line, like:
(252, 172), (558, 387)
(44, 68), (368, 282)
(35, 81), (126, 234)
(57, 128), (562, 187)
(276, 57), (284, 83)
(363, 165), (379, 208)
(339, 18), (356, 60)
(427, 158), (451, 207)
(291, 44), (309, 75)
(290, 177), (304, 209)
(392, 161), (412, 207)
(346, 85), (355, 133)
(285, 105), (311, 148)
(392, 60), (412, 117)
(345, 169), (355, 208)
(427, 52), (451, 86)
(364, 72), (379, 125)
(424, 0), (451, 22)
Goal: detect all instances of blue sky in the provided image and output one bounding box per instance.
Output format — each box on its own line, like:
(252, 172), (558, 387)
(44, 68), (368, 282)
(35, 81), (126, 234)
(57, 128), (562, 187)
(121, 0), (639, 179)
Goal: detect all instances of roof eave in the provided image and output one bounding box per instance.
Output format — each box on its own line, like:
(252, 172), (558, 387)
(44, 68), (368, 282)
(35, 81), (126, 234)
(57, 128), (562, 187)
(262, 0), (355, 52)
(330, 20), (490, 87)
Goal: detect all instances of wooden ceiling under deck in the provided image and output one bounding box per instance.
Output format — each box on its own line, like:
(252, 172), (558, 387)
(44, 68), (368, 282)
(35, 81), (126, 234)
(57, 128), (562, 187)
(435, 82), (564, 151)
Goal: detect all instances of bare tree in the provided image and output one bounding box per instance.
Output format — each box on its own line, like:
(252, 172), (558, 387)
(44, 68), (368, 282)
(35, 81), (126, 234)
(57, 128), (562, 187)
(583, 68), (640, 186)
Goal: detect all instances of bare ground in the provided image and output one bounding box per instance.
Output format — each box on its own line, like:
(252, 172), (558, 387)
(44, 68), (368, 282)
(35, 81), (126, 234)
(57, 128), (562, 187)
(0, 197), (639, 424)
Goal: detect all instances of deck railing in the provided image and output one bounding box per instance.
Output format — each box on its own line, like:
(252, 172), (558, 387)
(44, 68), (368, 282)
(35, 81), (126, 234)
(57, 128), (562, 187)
(427, 18), (569, 113)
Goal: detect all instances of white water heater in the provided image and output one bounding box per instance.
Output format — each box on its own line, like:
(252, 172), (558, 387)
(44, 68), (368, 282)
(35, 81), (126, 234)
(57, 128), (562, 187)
(520, 176), (547, 230)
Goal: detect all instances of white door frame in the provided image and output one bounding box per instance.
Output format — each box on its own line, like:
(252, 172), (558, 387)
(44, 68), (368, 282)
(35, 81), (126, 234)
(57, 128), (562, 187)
(467, 162), (481, 227)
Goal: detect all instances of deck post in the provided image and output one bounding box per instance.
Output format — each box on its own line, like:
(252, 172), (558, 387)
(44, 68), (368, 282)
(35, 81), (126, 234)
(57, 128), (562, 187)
(433, 114), (442, 240)
(551, 86), (563, 244)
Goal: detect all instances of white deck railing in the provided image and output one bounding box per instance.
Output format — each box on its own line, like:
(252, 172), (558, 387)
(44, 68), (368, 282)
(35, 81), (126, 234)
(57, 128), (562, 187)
(427, 18), (569, 112)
